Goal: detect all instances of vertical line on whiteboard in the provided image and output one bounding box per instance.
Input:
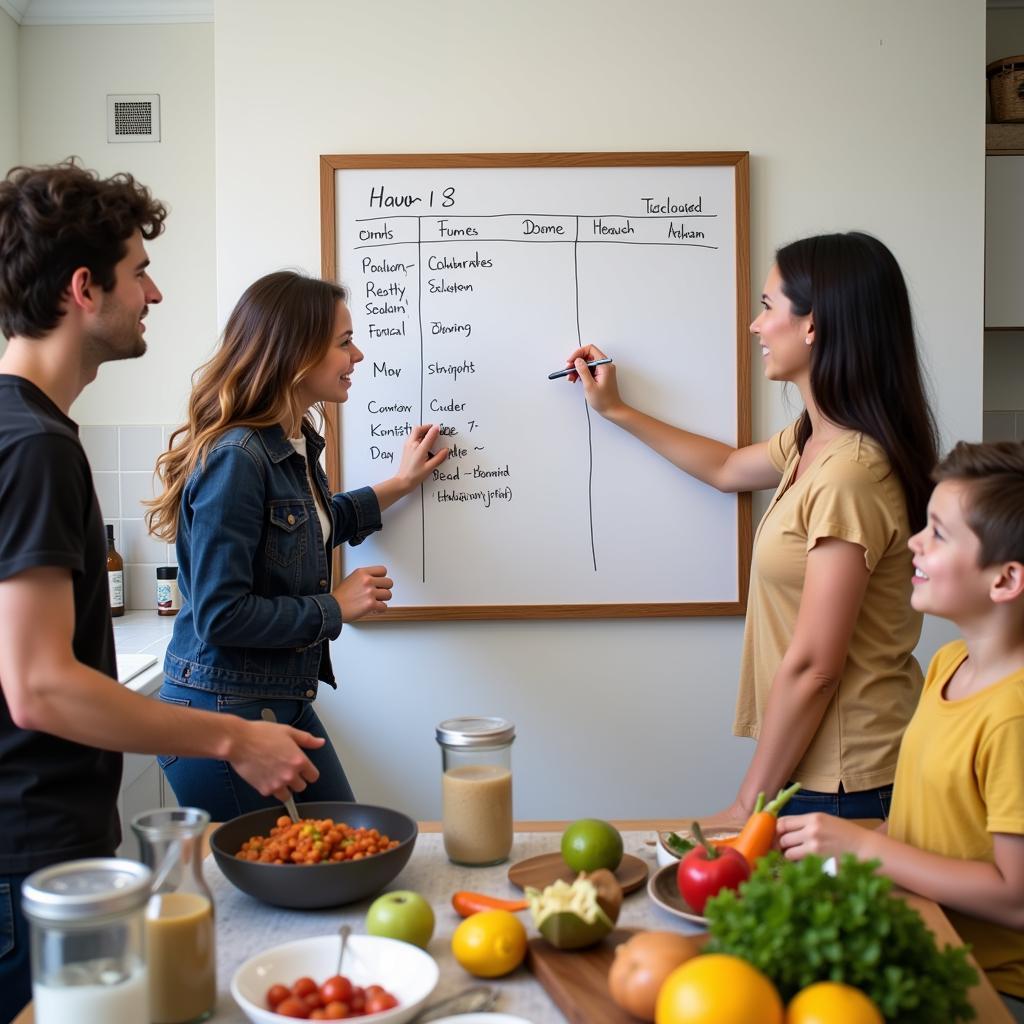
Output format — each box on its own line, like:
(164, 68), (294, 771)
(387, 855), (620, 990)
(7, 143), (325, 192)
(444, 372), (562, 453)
(575, 217), (597, 572)
(418, 215), (426, 583)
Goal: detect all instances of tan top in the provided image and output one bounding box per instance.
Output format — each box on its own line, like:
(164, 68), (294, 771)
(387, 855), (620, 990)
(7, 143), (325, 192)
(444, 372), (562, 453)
(733, 421), (923, 792)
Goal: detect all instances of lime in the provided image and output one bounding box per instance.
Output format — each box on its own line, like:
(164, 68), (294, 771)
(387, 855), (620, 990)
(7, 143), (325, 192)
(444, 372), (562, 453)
(561, 818), (623, 872)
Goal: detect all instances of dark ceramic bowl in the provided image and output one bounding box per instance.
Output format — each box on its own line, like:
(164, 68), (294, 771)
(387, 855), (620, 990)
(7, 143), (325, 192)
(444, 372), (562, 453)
(210, 801), (417, 909)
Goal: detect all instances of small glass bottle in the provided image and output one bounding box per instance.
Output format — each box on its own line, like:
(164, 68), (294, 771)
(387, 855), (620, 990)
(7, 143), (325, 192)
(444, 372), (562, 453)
(132, 808), (216, 1024)
(156, 567), (180, 616)
(22, 858), (152, 1024)
(106, 525), (125, 618)
(436, 716), (515, 866)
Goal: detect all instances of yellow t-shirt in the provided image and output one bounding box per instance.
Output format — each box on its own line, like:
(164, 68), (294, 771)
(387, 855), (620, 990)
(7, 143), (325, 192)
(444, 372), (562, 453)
(733, 421), (923, 791)
(888, 640), (1024, 997)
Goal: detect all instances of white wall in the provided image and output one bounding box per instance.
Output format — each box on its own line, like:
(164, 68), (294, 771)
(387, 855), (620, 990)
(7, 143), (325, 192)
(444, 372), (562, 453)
(212, 0), (983, 820)
(17, 22), (215, 425)
(0, 9), (17, 181)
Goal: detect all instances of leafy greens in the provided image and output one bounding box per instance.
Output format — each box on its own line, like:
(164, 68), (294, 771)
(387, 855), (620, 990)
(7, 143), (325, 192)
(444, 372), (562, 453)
(704, 853), (978, 1023)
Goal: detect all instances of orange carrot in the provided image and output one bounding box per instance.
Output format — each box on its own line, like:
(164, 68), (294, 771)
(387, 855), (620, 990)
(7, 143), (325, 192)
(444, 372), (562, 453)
(451, 891), (528, 917)
(731, 784), (801, 865)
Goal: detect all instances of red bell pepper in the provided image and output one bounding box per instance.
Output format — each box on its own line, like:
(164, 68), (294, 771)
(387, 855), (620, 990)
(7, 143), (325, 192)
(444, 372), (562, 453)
(677, 820), (750, 915)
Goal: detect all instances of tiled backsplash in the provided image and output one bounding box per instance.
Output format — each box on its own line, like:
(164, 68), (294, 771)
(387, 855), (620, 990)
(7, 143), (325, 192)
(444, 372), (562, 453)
(983, 410), (1024, 443)
(80, 424), (177, 610)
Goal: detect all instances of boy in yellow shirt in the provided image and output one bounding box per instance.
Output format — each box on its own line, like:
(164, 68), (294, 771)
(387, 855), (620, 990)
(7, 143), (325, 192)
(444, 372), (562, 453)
(777, 441), (1024, 1017)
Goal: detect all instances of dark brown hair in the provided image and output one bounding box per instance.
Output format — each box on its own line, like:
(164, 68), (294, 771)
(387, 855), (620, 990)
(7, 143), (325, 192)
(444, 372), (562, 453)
(776, 231), (939, 531)
(933, 441), (1024, 566)
(0, 158), (167, 338)
(147, 271), (347, 541)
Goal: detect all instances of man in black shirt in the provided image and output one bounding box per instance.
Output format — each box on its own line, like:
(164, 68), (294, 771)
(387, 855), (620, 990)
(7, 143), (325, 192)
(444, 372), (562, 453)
(0, 161), (327, 1022)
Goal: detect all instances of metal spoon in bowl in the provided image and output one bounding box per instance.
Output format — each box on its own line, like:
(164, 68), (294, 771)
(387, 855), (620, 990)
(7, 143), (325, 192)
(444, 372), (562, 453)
(259, 707), (300, 823)
(335, 923), (351, 977)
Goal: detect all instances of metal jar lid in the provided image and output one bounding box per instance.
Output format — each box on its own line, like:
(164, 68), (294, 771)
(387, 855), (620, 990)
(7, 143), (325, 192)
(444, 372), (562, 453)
(22, 858), (153, 924)
(436, 716), (515, 748)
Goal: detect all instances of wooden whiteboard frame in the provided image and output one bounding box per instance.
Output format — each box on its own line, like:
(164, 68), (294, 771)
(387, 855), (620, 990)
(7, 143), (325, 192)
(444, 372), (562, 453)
(320, 152), (751, 620)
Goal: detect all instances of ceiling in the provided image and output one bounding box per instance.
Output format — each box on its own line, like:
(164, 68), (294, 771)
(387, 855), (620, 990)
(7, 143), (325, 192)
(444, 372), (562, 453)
(0, 0), (212, 24)
(0, 0), (1019, 26)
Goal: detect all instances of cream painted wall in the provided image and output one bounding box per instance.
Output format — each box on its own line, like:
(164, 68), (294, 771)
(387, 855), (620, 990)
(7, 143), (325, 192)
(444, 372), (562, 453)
(0, 10), (17, 180)
(17, 22), (215, 424)
(214, 0), (983, 820)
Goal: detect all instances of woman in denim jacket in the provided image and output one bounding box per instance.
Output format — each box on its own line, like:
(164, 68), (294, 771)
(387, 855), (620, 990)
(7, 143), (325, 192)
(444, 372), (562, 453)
(146, 271), (448, 819)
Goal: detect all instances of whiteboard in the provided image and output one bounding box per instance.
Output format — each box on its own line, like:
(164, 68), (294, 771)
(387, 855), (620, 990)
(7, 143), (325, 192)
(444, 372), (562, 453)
(320, 153), (750, 619)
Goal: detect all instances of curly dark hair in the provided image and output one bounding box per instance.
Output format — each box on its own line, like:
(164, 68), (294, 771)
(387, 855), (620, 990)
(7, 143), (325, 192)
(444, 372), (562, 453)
(0, 158), (167, 339)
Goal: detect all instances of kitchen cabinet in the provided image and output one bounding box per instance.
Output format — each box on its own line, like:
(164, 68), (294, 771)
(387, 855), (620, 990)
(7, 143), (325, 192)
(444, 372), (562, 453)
(116, 750), (177, 859)
(985, 154), (1024, 328)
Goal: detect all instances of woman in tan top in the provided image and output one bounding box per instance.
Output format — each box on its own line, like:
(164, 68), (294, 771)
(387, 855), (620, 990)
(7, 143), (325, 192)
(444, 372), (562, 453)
(562, 232), (938, 822)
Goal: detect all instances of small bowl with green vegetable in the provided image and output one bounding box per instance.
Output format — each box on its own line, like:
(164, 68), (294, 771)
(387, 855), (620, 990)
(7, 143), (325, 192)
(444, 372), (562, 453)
(656, 826), (740, 867)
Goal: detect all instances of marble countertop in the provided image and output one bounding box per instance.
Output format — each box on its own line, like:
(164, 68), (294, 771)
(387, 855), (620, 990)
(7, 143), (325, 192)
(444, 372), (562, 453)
(206, 829), (678, 1023)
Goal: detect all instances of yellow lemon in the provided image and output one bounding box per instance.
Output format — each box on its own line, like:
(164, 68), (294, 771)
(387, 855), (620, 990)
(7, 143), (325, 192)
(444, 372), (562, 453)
(451, 909), (528, 978)
(655, 954), (783, 1024)
(786, 981), (884, 1024)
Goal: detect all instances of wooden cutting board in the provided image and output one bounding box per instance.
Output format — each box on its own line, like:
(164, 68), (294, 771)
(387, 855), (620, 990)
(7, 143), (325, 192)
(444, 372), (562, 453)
(508, 852), (648, 895)
(526, 928), (639, 1024)
(527, 928), (710, 1023)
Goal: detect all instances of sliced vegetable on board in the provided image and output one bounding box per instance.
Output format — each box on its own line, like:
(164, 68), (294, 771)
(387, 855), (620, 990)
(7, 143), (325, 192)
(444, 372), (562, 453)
(526, 868), (622, 949)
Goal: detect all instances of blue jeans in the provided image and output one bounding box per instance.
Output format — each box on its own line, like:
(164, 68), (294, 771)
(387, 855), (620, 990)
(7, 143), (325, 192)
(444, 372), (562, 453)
(0, 872), (32, 1024)
(157, 682), (355, 821)
(784, 783), (893, 820)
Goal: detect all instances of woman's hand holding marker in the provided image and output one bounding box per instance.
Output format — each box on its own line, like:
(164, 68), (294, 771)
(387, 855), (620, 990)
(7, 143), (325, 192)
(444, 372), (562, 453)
(563, 344), (623, 417)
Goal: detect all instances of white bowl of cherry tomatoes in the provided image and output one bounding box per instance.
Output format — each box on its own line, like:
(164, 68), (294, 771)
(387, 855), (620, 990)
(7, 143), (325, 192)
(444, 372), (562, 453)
(231, 933), (439, 1022)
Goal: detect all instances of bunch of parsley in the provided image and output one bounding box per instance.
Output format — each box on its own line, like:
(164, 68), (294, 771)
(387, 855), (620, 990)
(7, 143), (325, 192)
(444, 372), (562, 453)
(704, 853), (978, 1022)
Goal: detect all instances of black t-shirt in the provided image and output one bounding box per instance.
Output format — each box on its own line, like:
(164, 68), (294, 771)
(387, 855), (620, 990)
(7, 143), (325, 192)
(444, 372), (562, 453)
(0, 375), (121, 872)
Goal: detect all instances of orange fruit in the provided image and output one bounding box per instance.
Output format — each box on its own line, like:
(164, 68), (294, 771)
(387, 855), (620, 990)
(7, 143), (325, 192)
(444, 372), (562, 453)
(451, 909), (527, 978)
(786, 981), (883, 1024)
(655, 953), (783, 1024)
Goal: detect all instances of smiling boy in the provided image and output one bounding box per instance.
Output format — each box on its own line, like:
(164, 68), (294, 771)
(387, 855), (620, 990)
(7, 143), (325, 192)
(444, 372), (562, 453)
(777, 441), (1024, 1018)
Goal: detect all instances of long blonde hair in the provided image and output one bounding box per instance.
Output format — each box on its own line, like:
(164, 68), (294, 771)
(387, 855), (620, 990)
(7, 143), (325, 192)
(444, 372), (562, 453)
(146, 271), (346, 541)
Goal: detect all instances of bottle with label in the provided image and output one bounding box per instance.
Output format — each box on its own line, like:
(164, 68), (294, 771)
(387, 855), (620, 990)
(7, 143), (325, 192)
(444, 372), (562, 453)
(106, 524), (125, 618)
(156, 567), (181, 616)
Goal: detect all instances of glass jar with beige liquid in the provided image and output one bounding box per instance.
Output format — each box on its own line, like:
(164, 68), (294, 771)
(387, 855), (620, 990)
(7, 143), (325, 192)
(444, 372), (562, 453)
(131, 808), (216, 1024)
(437, 716), (515, 866)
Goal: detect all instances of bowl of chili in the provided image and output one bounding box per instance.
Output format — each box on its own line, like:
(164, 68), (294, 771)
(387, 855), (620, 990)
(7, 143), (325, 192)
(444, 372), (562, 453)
(210, 801), (418, 909)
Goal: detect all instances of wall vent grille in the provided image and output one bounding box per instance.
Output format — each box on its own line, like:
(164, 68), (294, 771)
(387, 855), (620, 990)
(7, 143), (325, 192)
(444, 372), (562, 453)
(106, 94), (160, 143)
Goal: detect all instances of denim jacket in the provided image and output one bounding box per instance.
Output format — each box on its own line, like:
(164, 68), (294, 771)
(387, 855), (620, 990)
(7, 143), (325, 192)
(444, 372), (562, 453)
(163, 423), (381, 698)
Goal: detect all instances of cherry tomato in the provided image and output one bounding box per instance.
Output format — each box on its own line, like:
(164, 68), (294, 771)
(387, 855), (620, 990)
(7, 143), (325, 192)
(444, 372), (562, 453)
(365, 991), (398, 1013)
(291, 976), (319, 999)
(320, 975), (353, 1004)
(309, 1012), (328, 1021)
(275, 996), (311, 1018)
(267, 983), (291, 1009)
(304, 990), (325, 1010)
(349, 987), (365, 1013)
(322, 1002), (350, 1019)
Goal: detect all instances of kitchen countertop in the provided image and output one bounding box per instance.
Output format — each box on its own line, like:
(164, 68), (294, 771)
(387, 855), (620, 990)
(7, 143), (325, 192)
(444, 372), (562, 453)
(13, 822), (1011, 1023)
(113, 610), (174, 695)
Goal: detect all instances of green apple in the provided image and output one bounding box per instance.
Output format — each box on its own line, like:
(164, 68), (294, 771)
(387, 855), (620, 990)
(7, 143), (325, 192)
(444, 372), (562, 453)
(365, 890), (435, 948)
